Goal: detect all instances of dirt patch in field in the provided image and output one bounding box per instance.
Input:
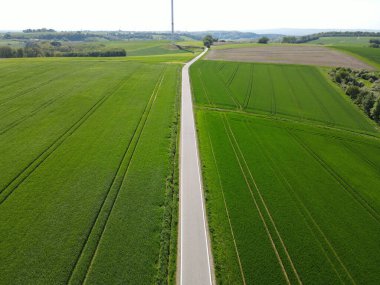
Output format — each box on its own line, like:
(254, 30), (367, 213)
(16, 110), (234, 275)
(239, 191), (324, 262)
(205, 46), (375, 70)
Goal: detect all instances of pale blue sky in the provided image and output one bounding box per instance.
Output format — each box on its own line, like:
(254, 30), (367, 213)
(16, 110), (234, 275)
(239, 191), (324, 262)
(1, 0), (379, 31)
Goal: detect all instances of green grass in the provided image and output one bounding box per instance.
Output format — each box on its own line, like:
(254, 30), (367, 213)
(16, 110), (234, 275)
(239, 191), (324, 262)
(0, 57), (182, 284)
(191, 60), (377, 133)
(196, 110), (380, 284)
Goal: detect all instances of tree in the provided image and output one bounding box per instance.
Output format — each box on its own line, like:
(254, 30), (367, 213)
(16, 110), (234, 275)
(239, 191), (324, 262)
(282, 36), (297, 43)
(16, 48), (24, 58)
(345, 85), (361, 99)
(203, 35), (216, 48)
(362, 93), (375, 115)
(0, 46), (13, 58)
(258, 37), (269, 44)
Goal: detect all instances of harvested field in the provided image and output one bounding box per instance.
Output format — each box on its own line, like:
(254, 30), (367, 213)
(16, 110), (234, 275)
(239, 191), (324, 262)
(205, 46), (375, 69)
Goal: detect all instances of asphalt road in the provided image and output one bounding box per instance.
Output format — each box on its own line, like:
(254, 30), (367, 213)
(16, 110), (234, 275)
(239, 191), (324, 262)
(179, 48), (213, 285)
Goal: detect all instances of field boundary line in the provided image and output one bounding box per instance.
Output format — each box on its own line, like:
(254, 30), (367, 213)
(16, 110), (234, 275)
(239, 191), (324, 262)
(197, 105), (380, 142)
(0, 67), (140, 205)
(207, 132), (247, 285)
(288, 131), (380, 223)
(68, 67), (167, 285)
(224, 115), (302, 284)
(244, 121), (355, 285)
(220, 114), (292, 285)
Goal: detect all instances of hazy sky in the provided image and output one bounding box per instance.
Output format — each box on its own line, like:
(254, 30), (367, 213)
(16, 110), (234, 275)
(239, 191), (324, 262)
(1, 0), (380, 31)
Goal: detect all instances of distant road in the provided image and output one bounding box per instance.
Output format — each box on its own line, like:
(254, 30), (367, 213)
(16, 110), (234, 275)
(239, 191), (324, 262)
(180, 48), (213, 285)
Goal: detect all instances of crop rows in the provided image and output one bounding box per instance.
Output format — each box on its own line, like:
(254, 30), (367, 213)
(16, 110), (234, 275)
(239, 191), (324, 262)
(0, 59), (180, 284)
(196, 110), (380, 284)
(190, 60), (376, 132)
(192, 55), (380, 284)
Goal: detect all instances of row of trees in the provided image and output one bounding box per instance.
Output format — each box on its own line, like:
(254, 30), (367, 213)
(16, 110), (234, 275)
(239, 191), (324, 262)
(2, 31), (198, 42)
(330, 68), (380, 122)
(0, 44), (126, 58)
(23, 28), (56, 33)
(316, 31), (380, 37)
(282, 35), (319, 44)
(370, 39), (380, 48)
(62, 49), (126, 57)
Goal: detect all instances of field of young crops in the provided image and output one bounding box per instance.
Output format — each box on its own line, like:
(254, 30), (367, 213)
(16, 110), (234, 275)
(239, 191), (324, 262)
(333, 46), (380, 68)
(192, 58), (380, 284)
(0, 58), (180, 284)
(191, 60), (377, 133)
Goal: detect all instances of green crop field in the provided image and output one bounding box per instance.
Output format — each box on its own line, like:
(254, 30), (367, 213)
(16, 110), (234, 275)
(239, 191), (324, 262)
(190, 60), (377, 133)
(309, 37), (375, 46)
(192, 58), (380, 284)
(306, 37), (380, 69)
(0, 57), (181, 284)
(332, 46), (380, 69)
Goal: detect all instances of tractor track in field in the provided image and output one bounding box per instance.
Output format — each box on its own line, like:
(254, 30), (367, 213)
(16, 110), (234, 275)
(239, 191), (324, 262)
(206, 131), (247, 285)
(0, 67), (140, 205)
(266, 67), (277, 115)
(297, 69), (335, 126)
(282, 67), (303, 119)
(67, 67), (167, 285)
(0, 63), (103, 135)
(340, 141), (380, 173)
(0, 78), (90, 136)
(0, 63), (57, 90)
(244, 121), (356, 285)
(215, 72), (241, 109)
(197, 69), (212, 106)
(226, 64), (240, 86)
(0, 68), (77, 107)
(242, 64), (254, 110)
(221, 114), (302, 285)
(288, 131), (380, 223)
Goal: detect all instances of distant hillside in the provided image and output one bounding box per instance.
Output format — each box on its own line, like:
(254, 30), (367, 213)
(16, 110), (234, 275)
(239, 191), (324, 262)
(0, 30), (282, 42)
(185, 31), (282, 41)
(251, 28), (380, 36)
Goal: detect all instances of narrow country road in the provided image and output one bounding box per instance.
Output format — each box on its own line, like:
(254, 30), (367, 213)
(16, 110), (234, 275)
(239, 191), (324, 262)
(180, 48), (213, 285)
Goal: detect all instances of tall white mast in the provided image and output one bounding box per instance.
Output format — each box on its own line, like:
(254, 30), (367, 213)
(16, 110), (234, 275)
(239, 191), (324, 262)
(171, 0), (174, 35)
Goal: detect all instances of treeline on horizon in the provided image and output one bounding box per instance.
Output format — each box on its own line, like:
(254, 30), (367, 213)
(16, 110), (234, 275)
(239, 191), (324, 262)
(0, 43), (126, 58)
(282, 31), (380, 45)
(1, 30), (196, 41)
(1, 29), (280, 42)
